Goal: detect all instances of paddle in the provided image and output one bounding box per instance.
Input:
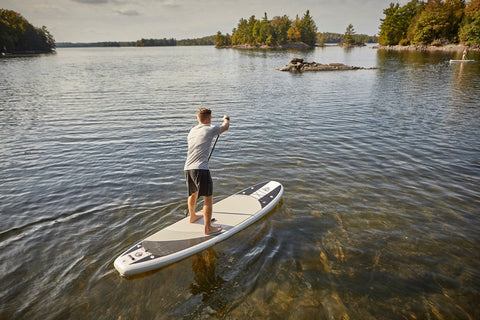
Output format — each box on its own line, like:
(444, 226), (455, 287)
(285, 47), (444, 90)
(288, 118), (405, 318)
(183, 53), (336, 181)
(208, 134), (220, 162)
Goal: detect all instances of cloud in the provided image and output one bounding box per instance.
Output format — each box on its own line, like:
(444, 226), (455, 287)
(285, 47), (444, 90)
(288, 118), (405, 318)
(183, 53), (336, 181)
(72, 0), (108, 4)
(115, 8), (140, 16)
(157, 0), (181, 8)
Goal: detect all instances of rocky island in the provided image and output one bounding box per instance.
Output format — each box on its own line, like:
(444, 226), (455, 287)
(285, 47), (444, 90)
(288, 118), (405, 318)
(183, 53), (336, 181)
(278, 58), (376, 72)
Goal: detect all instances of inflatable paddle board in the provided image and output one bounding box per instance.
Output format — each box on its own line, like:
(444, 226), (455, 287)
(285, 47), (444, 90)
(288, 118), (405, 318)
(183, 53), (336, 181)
(114, 181), (283, 276)
(449, 59), (476, 63)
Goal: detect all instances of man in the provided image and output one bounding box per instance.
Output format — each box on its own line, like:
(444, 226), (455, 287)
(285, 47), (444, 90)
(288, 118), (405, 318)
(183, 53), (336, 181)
(184, 108), (230, 235)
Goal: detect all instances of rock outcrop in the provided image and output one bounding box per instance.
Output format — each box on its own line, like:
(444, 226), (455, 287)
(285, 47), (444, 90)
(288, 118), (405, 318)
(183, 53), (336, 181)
(278, 58), (376, 72)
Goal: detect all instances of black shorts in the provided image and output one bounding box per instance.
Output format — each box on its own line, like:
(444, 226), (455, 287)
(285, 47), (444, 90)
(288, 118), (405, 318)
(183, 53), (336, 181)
(185, 169), (213, 197)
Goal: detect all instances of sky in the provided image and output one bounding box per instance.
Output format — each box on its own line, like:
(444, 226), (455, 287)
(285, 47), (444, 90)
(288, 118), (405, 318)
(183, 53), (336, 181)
(2, 0), (409, 43)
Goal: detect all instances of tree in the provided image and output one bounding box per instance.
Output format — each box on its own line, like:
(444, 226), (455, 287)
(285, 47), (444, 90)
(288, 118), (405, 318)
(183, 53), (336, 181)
(317, 33), (325, 46)
(344, 24), (356, 46)
(379, 3), (402, 45)
(287, 15), (302, 42)
(218, 10), (318, 47)
(411, 0), (464, 45)
(247, 15), (257, 45)
(231, 18), (248, 45)
(135, 38), (176, 46)
(378, 1), (424, 45)
(256, 13), (272, 45)
(300, 10), (318, 46)
(459, 0), (480, 44)
(215, 31), (231, 46)
(444, 0), (466, 42)
(270, 15), (291, 45)
(0, 9), (55, 53)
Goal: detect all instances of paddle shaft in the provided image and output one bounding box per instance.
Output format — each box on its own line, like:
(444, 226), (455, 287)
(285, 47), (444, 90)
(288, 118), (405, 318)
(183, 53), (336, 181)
(208, 135), (220, 161)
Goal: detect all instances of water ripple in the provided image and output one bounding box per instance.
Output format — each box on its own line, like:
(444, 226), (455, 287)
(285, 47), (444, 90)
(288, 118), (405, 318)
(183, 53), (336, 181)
(1, 46), (479, 320)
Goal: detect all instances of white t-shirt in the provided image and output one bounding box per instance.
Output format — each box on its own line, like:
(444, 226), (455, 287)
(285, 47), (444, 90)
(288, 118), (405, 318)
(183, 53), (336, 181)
(184, 123), (221, 170)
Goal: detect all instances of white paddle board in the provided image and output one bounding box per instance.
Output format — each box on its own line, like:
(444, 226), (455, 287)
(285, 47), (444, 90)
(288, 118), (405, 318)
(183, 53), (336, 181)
(114, 181), (283, 276)
(449, 59), (476, 63)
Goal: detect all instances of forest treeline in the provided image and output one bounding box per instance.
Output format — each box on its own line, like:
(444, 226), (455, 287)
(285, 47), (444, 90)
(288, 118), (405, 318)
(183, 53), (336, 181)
(319, 32), (378, 44)
(135, 37), (215, 46)
(1, 9), (214, 51)
(379, 0), (480, 46)
(215, 11), (378, 47)
(0, 9), (55, 54)
(57, 32), (377, 49)
(2, 7), (378, 52)
(215, 11), (318, 47)
(57, 36), (215, 48)
(5, 2), (478, 53)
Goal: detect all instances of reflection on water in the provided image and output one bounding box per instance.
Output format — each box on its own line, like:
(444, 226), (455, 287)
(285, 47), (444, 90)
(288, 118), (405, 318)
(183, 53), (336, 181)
(190, 249), (225, 299)
(1, 46), (479, 319)
(173, 248), (227, 318)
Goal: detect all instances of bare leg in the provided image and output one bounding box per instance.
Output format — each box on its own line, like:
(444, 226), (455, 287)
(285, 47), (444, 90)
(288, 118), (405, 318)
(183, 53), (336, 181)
(188, 191), (203, 223)
(203, 195), (222, 235)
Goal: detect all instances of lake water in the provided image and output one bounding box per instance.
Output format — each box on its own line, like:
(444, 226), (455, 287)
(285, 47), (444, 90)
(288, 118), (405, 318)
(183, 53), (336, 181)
(1, 45), (479, 319)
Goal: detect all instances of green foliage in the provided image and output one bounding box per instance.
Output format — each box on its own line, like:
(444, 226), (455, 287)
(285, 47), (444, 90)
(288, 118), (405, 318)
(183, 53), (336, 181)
(411, 0), (465, 44)
(214, 31), (231, 46)
(287, 15), (302, 42)
(177, 36), (215, 46)
(271, 15), (291, 45)
(56, 41), (135, 47)
(379, 1), (425, 45)
(341, 24), (373, 46)
(355, 33), (380, 43)
(379, 0), (480, 45)
(459, 0), (480, 44)
(319, 32), (344, 43)
(344, 24), (356, 45)
(412, 0), (449, 44)
(316, 32), (378, 45)
(0, 9), (55, 53)
(459, 13), (480, 44)
(135, 38), (176, 46)
(216, 10), (318, 47)
(300, 10), (318, 45)
(57, 36), (215, 48)
(257, 13), (273, 45)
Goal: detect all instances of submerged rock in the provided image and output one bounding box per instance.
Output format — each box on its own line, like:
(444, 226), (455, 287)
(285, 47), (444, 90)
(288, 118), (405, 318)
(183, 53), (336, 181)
(279, 58), (376, 72)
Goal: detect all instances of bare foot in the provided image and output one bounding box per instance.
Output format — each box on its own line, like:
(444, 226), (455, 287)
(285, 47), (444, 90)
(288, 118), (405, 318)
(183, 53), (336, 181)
(205, 225), (222, 235)
(190, 214), (203, 223)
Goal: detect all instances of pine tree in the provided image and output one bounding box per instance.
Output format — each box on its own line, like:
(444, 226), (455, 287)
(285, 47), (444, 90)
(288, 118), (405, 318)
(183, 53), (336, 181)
(270, 15), (291, 45)
(344, 24), (356, 46)
(300, 10), (318, 46)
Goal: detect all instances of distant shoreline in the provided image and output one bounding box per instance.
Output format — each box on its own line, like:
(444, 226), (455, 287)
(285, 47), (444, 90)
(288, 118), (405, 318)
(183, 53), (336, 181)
(375, 44), (480, 52)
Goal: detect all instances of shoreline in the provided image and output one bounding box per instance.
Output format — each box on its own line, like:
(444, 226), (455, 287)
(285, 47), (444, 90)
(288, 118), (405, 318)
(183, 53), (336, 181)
(1, 50), (56, 58)
(375, 44), (480, 52)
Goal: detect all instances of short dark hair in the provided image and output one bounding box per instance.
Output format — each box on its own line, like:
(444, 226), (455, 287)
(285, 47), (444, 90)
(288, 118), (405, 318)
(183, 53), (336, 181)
(198, 108), (211, 122)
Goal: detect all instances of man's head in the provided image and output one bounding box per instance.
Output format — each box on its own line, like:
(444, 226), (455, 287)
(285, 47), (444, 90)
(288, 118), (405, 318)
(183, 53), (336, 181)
(197, 108), (212, 124)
